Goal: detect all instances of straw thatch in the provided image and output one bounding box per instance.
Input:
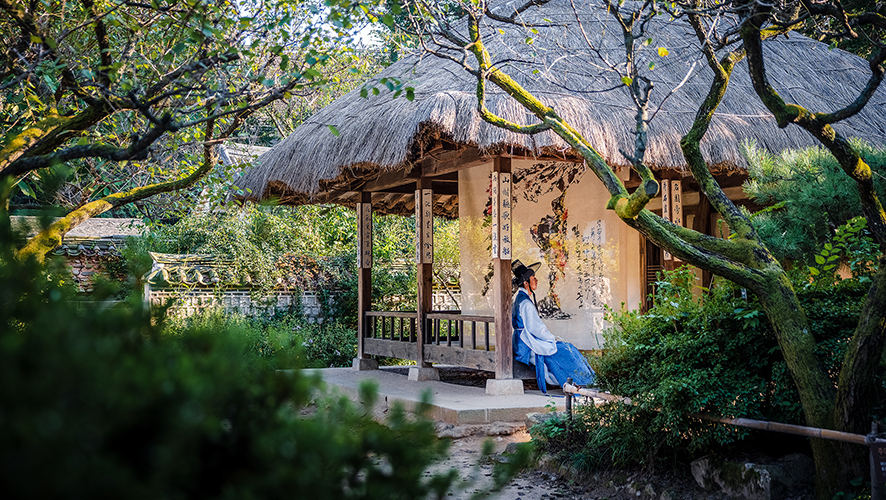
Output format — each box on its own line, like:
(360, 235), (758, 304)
(238, 0), (886, 214)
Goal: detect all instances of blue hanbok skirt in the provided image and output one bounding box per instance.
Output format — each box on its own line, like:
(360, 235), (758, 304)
(514, 332), (595, 393)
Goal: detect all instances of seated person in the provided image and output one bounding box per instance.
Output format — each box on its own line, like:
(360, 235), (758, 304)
(511, 260), (596, 393)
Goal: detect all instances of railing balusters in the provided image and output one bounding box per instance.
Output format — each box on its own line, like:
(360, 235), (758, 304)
(363, 311), (494, 352)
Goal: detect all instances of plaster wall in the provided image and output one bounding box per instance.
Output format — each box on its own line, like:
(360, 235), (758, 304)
(459, 159), (641, 350)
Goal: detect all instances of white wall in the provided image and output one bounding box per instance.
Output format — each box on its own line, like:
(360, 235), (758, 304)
(459, 159), (641, 350)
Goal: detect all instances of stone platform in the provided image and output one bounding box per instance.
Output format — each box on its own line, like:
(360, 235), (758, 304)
(295, 366), (567, 425)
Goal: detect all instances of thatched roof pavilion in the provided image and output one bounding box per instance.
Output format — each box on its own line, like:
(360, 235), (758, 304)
(236, 0), (886, 392)
(238, 0), (886, 216)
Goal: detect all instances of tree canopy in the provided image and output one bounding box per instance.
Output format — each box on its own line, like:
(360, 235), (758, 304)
(0, 0), (370, 260)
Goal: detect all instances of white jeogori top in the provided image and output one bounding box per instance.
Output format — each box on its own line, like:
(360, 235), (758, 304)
(514, 288), (557, 356)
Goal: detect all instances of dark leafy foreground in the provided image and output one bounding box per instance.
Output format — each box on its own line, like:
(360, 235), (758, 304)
(0, 230), (529, 500)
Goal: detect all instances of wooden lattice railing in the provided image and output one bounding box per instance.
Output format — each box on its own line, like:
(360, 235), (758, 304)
(363, 311), (495, 351)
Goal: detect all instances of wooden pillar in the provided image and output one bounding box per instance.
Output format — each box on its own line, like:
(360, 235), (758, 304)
(415, 178), (433, 368)
(492, 157), (513, 380)
(354, 191), (377, 370)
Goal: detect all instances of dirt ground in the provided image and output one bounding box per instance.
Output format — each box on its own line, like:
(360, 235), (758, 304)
(434, 426), (815, 500)
(436, 428), (718, 500)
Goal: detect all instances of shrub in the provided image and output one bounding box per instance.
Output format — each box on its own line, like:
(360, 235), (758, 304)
(535, 266), (885, 472)
(0, 216), (484, 500)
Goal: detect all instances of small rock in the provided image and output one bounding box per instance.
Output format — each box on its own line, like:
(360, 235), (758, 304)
(487, 422), (524, 436)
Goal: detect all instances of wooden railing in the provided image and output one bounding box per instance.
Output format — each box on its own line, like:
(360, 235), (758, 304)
(364, 311), (495, 351)
(364, 311), (417, 342)
(426, 312), (494, 350)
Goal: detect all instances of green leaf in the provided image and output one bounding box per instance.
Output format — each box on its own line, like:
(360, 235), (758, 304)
(327, 125), (340, 137)
(657, 47), (669, 57)
(809, 267), (820, 276)
(621, 76), (633, 86)
(405, 88), (415, 101)
(360, 87), (368, 98)
(18, 181), (36, 199)
(648, 62), (655, 70)
(814, 255), (826, 265)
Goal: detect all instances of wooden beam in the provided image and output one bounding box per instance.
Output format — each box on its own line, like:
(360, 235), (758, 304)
(492, 157), (514, 380)
(424, 344), (495, 371)
(371, 182), (458, 196)
(364, 338), (418, 360)
(419, 147), (491, 177)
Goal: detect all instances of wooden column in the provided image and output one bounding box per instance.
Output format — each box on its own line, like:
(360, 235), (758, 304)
(492, 157), (513, 380)
(356, 191), (372, 360)
(415, 178), (433, 368)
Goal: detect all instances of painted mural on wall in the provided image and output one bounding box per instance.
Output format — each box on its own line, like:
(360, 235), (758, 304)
(480, 161), (611, 322)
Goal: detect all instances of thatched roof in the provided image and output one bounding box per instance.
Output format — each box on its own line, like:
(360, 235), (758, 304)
(238, 0), (886, 214)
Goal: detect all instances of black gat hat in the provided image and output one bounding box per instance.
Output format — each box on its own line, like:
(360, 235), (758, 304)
(511, 259), (541, 287)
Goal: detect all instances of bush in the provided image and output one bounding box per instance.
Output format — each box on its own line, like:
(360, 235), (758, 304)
(160, 311), (358, 369)
(535, 266), (885, 472)
(0, 217), (477, 500)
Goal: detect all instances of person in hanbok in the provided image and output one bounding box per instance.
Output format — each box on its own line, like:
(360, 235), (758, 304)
(511, 260), (596, 393)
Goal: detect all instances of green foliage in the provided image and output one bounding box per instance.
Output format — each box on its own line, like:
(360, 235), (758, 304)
(536, 266), (885, 471)
(163, 311), (359, 368)
(742, 141), (886, 262)
(135, 205), (460, 315)
(0, 213), (484, 500)
(807, 216), (880, 282)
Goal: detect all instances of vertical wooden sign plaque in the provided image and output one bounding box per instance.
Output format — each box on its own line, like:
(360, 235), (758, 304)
(415, 190), (422, 264)
(661, 179), (672, 261)
(357, 202), (372, 268)
(671, 180), (682, 262)
(499, 173), (512, 260)
(491, 172), (500, 258)
(421, 189), (434, 264)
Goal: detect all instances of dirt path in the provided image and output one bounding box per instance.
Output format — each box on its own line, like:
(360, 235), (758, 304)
(435, 430), (594, 500)
(433, 426), (734, 500)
